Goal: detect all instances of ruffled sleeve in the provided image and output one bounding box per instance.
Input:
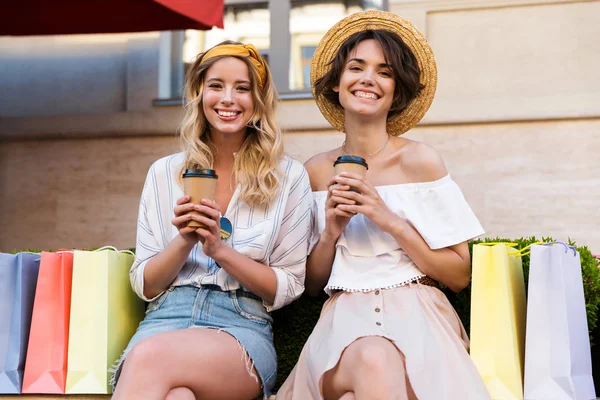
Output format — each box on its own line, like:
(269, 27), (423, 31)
(392, 175), (484, 249)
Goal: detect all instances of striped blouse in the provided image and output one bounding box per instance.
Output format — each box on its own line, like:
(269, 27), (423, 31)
(130, 152), (315, 311)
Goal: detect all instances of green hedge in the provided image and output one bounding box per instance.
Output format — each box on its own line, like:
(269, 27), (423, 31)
(271, 291), (328, 386)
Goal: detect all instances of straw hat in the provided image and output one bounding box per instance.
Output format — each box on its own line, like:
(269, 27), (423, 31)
(310, 10), (437, 136)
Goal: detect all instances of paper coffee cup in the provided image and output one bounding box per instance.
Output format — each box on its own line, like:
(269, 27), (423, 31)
(334, 155), (368, 192)
(182, 168), (218, 228)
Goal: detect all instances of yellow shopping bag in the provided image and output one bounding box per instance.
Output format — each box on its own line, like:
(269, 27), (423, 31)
(470, 243), (527, 400)
(65, 248), (144, 394)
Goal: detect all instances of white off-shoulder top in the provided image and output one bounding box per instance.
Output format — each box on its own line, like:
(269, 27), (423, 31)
(312, 175), (484, 295)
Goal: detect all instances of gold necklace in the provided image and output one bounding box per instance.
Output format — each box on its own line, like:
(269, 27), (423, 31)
(342, 135), (390, 157)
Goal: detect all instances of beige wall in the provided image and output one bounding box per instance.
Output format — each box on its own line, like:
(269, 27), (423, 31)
(0, 137), (178, 252)
(1, 117), (599, 253)
(389, 0), (600, 124)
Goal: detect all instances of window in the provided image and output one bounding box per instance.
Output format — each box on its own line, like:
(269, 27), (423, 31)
(157, 0), (387, 102)
(301, 45), (316, 89)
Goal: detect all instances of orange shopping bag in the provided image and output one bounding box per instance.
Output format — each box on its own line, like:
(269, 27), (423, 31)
(21, 251), (74, 394)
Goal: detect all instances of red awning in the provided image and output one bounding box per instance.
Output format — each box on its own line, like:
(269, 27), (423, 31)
(0, 0), (224, 36)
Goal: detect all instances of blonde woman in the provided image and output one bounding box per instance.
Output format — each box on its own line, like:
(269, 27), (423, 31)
(276, 11), (490, 400)
(112, 41), (313, 400)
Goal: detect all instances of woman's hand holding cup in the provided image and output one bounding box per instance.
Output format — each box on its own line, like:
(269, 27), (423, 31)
(322, 177), (354, 242)
(182, 168), (218, 228)
(190, 199), (225, 258)
(172, 195), (203, 245)
(321, 155), (369, 241)
(175, 167), (226, 257)
(333, 155), (368, 192)
(172, 197), (225, 257)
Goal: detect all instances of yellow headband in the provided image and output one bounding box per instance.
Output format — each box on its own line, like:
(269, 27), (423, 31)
(200, 44), (267, 88)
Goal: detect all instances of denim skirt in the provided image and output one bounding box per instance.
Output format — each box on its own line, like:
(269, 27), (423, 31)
(111, 285), (277, 398)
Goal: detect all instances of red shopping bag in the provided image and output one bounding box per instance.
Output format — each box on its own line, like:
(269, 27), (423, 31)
(22, 251), (74, 394)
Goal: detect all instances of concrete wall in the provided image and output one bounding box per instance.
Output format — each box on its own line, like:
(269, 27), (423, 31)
(1, 0), (599, 253)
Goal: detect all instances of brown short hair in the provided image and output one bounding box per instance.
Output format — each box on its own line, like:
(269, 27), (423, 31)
(314, 30), (422, 119)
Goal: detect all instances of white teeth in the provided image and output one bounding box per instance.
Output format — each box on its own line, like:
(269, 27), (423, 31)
(354, 91), (378, 100)
(218, 111), (238, 117)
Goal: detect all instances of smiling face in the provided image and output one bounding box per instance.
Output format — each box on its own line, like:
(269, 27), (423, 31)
(333, 39), (395, 122)
(202, 56), (255, 137)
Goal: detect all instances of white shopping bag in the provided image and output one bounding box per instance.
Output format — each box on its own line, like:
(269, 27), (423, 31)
(524, 243), (595, 400)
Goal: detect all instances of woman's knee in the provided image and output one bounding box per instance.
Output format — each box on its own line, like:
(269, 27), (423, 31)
(349, 337), (403, 375)
(124, 335), (168, 371)
(166, 387), (195, 400)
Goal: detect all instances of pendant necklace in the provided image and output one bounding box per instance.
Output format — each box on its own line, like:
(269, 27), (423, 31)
(341, 135), (390, 157)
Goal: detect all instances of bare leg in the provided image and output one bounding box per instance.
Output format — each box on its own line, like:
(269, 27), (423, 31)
(321, 336), (416, 400)
(112, 328), (262, 400)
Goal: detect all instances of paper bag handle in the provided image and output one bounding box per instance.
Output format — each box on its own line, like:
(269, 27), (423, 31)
(17, 251), (42, 262)
(94, 246), (135, 258)
(541, 241), (577, 256)
(476, 242), (534, 256)
(507, 241), (577, 257)
(478, 242), (518, 247)
(507, 241), (548, 256)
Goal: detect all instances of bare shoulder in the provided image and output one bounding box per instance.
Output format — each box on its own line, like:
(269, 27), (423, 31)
(398, 139), (448, 182)
(304, 150), (339, 191)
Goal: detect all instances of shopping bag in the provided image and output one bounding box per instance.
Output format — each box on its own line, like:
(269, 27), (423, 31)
(471, 243), (527, 400)
(65, 248), (145, 394)
(524, 243), (595, 399)
(0, 252), (40, 394)
(22, 251), (74, 394)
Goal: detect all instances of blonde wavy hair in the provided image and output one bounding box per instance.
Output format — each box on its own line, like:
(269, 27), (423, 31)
(179, 41), (283, 207)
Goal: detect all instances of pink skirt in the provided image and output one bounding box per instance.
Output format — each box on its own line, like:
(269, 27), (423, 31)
(275, 283), (490, 399)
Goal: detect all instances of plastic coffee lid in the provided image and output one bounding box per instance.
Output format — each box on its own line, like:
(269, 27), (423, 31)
(182, 168), (218, 178)
(333, 155), (369, 169)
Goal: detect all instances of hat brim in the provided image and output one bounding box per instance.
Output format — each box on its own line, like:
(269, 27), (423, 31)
(310, 10), (437, 136)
